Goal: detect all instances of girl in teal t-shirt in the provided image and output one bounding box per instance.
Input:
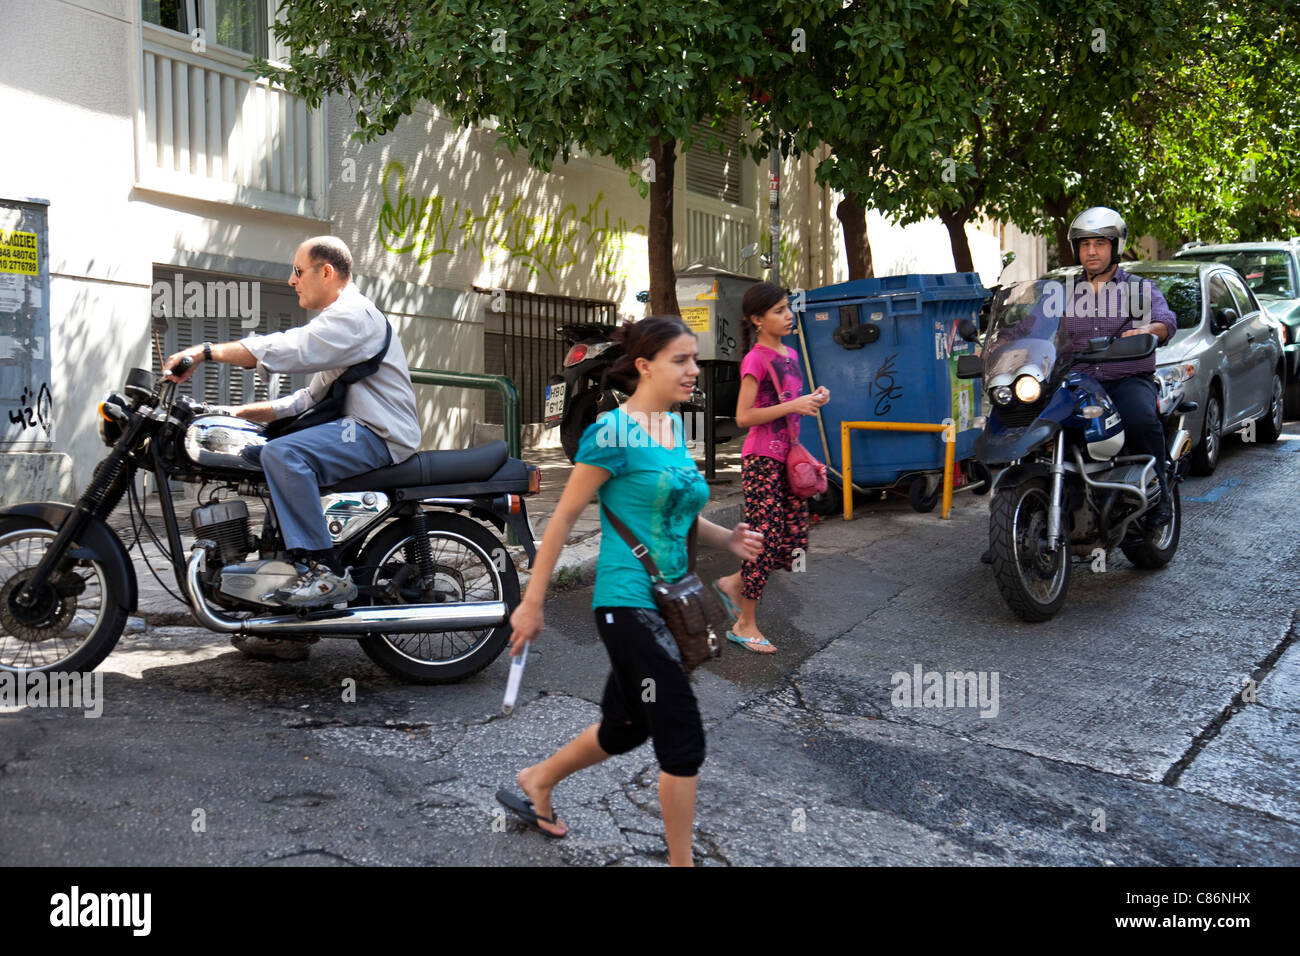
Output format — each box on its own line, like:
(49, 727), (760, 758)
(499, 316), (762, 866)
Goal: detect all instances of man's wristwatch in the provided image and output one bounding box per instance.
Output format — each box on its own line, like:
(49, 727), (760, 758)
(203, 342), (213, 362)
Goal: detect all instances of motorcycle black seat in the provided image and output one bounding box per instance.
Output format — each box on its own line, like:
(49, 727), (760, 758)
(328, 441), (510, 492)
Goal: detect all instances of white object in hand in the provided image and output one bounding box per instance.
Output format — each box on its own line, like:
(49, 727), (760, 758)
(502, 642), (529, 715)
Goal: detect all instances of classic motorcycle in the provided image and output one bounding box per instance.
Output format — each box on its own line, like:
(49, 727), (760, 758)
(0, 364), (539, 683)
(957, 280), (1195, 621)
(545, 322), (626, 462)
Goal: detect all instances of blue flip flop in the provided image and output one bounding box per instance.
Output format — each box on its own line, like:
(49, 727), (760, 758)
(726, 630), (775, 653)
(711, 581), (741, 623)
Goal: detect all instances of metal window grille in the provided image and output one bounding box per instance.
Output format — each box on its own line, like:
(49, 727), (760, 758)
(478, 287), (619, 424)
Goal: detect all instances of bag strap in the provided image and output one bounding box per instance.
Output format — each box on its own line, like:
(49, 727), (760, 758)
(339, 314), (392, 385)
(600, 503), (697, 581)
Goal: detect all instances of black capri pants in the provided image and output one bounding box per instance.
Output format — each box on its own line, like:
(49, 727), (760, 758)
(594, 606), (705, 777)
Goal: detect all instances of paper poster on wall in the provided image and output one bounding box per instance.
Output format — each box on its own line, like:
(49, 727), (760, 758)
(0, 200), (53, 447)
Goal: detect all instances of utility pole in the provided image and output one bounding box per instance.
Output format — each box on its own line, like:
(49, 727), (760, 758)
(768, 123), (781, 287)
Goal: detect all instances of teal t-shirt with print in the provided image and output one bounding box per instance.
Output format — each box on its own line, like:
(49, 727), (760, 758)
(575, 408), (711, 610)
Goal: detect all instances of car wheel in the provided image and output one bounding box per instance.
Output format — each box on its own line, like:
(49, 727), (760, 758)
(1286, 379), (1300, 420)
(1190, 388), (1222, 476)
(1257, 370), (1284, 443)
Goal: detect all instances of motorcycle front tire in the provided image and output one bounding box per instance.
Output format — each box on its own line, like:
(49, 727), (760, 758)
(988, 478), (1070, 622)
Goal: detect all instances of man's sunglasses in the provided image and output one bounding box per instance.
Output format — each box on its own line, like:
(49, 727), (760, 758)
(291, 263), (324, 278)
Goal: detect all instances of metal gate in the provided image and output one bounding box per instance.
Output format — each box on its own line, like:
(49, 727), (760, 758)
(479, 287), (618, 424)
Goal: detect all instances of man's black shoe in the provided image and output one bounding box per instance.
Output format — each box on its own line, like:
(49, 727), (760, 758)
(1145, 497), (1173, 529)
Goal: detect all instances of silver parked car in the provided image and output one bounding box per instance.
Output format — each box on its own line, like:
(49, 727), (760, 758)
(1044, 261), (1285, 475)
(1172, 240), (1300, 415)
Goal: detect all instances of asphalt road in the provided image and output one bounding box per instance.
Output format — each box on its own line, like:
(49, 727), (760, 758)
(3, 426), (1300, 866)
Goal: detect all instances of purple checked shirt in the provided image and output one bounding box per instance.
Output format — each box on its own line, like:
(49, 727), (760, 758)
(1064, 267), (1177, 383)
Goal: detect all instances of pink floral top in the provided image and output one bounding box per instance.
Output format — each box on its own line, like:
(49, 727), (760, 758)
(739, 344), (804, 463)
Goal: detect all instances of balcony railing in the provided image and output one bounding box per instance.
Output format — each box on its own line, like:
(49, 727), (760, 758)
(137, 23), (326, 218)
(684, 194), (758, 273)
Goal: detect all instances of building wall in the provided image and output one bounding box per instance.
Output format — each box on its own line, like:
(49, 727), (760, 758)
(3, 0), (1047, 501)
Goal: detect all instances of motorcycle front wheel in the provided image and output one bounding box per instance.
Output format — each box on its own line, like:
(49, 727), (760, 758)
(355, 511), (520, 684)
(988, 479), (1070, 622)
(0, 523), (128, 674)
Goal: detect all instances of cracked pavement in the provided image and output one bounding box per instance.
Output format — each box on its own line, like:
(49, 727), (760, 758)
(3, 427), (1300, 866)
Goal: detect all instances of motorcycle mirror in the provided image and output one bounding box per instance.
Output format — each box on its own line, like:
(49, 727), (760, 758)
(957, 318), (979, 342)
(1001, 251), (1017, 269)
(740, 241), (760, 262)
(955, 354), (983, 379)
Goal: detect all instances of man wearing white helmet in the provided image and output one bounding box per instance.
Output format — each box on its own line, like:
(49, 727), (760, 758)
(1065, 206), (1178, 526)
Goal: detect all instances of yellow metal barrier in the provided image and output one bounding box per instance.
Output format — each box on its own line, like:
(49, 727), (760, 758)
(840, 421), (956, 520)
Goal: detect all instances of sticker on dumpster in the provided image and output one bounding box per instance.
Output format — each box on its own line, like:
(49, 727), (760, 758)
(935, 331), (947, 361)
(680, 305), (710, 334)
(0, 231), (39, 276)
(869, 311), (883, 321)
(814, 311), (829, 322)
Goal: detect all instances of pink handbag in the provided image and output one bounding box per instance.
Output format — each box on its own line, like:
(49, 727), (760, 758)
(762, 359), (828, 499)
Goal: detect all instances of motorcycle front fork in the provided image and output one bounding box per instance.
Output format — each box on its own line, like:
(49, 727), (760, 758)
(1047, 431), (1066, 550)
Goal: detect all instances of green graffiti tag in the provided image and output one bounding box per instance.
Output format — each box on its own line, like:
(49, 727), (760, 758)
(377, 161), (645, 281)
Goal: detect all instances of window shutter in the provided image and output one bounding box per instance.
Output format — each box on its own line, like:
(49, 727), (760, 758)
(685, 115), (744, 205)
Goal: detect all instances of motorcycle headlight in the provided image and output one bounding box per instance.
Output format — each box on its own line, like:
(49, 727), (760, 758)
(1013, 375), (1041, 403)
(992, 386), (1013, 405)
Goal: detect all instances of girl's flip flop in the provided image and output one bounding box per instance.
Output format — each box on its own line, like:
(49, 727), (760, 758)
(726, 630), (776, 654)
(711, 582), (741, 623)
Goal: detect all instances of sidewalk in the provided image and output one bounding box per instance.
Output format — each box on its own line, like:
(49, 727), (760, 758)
(110, 435), (753, 624)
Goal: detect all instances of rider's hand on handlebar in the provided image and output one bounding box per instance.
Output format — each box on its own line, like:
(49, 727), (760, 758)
(163, 346), (203, 384)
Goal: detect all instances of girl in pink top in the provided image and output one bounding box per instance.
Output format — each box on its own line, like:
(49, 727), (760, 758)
(713, 282), (829, 652)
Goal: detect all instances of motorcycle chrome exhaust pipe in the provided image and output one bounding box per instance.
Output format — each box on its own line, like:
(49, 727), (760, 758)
(186, 549), (507, 635)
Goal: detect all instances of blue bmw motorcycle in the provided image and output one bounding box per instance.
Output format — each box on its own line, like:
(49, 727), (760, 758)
(956, 280), (1195, 621)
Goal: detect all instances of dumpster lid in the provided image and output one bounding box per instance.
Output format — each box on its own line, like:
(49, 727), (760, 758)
(803, 273), (987, 304)
(676, 259), (756, 282)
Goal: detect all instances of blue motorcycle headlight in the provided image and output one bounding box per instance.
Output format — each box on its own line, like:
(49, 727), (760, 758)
(993, 386), (1013, 405)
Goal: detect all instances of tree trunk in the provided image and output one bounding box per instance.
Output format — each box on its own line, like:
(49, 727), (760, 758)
(836, 195), (874, 280)
(939, 207), (974, 273)
(647, 136), (680, 315)
(1044, 191), (1075, 267)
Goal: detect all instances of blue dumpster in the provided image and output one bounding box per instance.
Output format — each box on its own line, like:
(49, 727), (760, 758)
(786, 274), (986, 490)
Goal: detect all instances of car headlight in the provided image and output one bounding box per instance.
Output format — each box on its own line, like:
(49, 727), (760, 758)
(1156, 359), (1199, 384)
(1013, 375), (1041, 403)
(992, 386), (1013, 405)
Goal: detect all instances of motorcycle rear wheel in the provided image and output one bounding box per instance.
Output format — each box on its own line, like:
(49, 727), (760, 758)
(355, 512), (519, 684)
(989, 479), (1070, 622)
(0, 523), (127, 675)
(1120, 483), (1181, 569)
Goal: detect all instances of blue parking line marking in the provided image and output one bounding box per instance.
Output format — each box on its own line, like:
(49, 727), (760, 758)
(1183, 477), (1242, 503)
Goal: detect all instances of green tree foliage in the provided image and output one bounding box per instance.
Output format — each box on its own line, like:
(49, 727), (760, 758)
(256, 0), (790, 312)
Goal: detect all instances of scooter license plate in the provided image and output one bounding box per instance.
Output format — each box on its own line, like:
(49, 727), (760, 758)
(544, 383), (566, 426)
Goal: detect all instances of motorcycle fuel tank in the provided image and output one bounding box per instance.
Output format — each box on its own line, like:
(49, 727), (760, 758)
(183, 415), (268, 472)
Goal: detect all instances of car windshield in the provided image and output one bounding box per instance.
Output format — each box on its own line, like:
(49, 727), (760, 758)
(1123, 270), (1203, 347)
(1177, 250), (1296, 298)
(982, 280), (1073, 384)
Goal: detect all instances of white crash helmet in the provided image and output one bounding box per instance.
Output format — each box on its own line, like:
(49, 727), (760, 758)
(1068, 206), (1128, 264)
